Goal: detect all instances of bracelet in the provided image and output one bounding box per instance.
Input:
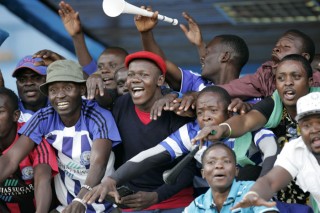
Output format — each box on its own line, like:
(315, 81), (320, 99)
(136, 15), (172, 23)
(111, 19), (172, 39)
(244, 191), (259, 199)
(81, 184), (93, 191)
(72, 197), (87, 209)
(219, 123), (232, 138)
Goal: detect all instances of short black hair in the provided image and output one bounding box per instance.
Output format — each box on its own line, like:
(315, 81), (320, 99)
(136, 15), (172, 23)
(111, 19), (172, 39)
(0, 87), (19, 110)
(216, 34), (249, 69)
(198, 86), (231, 109)
(101, 46), (129, 57)
(278, 54), (313, 78)
(283, 29), (315, 62)
(201, 142), (237, 165)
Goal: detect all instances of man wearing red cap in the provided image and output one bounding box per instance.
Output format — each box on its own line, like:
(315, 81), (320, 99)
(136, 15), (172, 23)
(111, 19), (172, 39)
(85, 51), (196, 212)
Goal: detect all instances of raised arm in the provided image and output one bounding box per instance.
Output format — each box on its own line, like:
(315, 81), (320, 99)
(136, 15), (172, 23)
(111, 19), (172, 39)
(179, 12), (206, 63)
(59, 1), (93, 68)
(135, 6), (182, 90)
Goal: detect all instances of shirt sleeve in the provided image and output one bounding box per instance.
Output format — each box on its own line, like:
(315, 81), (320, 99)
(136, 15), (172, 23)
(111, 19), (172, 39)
(274, 142), (298, 179)
(252, 96), (274, 121)
(110, 145), (171, 185)
(220, 62), (275, 99)
(89, 102), (121, 147)
(82, 59), (97, 76)
(18, 110), (47, 144)
(160, 123), (194, 160)
(31, 138), (59, 177)
(180, 69), (206, 93)
(155, 159), (197, 202)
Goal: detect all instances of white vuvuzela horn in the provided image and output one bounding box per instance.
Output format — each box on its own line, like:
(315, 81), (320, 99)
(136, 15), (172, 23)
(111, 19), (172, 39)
(102, 0), (178, 25)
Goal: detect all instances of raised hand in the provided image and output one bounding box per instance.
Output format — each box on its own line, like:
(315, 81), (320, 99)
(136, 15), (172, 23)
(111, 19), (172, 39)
(59, 1), (82, 37)
(33, 49), (65, 67)
(179, 12), (203, 47)
(134, 6), (158, 33)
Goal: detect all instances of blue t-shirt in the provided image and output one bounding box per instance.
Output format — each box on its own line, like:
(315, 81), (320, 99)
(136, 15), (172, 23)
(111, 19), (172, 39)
(184, 180), (279, 213)
(179, 69), (262, 103)
(180, 69), (212, 93)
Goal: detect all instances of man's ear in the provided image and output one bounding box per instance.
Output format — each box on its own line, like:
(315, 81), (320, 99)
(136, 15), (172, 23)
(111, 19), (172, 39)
(13, 109), (20, 122)
(219, 52), (231, 63)
(302, 52), (310, 62)
(157, 74), (165, 86)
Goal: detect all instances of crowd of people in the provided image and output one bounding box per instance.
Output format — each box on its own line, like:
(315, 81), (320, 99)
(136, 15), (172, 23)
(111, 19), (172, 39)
(0, 1), (320, 213)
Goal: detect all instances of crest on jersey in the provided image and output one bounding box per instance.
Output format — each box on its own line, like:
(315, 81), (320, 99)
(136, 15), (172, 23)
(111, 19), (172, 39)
(80, 151), (91, 166)
(22, 166), (34, 180)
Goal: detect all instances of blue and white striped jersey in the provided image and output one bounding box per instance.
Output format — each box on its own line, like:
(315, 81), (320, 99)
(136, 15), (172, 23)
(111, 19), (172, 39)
(19, 99), (121, 213)
(160, 120), (275, 166)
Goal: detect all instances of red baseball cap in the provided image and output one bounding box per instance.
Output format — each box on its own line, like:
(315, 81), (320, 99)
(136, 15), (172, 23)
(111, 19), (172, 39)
(125, 51), (166, 76)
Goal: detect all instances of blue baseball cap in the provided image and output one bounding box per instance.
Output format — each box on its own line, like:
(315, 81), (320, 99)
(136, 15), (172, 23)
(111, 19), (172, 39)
(0, 28), (9, 46)
(12, 55), (47, 77)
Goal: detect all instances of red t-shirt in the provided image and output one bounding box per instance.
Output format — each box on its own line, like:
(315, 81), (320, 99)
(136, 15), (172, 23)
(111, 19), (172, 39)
(0, 122), (58, 212)
(134, 106), (151, 125)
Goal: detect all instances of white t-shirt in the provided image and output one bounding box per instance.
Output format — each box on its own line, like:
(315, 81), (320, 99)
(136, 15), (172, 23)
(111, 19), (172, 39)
(275, 136), (320, 207)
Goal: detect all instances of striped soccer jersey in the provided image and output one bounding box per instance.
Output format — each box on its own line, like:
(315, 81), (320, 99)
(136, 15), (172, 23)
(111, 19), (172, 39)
(160, 120), (275, 165)
(19, 100), (121, 213)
